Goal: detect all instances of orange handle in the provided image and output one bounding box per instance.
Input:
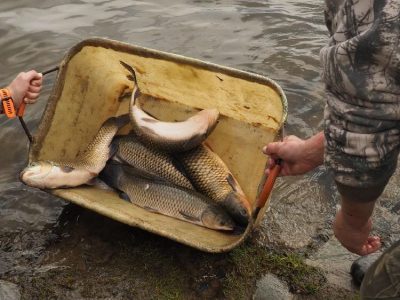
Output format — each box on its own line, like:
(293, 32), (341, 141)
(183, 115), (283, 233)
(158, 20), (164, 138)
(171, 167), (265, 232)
(0, 88), (16, 118)
(253, 161), (282, 218)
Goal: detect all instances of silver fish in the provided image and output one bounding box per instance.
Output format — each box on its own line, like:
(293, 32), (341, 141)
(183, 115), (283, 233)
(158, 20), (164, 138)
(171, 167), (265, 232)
(20, 115), (129, 189)
(112, 134), (194, 190)
(101, 163), (235, 231)
(120, 60), (219, 152)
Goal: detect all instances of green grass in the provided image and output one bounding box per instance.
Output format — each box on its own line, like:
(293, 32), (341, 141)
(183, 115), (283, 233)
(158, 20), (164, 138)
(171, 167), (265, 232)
(223, 240), (326, 298)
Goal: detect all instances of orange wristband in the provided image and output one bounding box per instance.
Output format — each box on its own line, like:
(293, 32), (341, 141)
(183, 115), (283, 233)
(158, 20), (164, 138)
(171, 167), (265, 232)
(0, 88), (16, 118)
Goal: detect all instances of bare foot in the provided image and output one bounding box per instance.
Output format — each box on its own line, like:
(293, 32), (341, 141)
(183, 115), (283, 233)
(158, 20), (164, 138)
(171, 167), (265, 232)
(333, 209), (381, 256)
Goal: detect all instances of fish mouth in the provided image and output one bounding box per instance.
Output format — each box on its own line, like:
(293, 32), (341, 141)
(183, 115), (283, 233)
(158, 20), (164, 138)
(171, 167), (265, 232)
(223, 192), (250, 226)
(201, 207), (235, 231)
(20, 161), (55, 188)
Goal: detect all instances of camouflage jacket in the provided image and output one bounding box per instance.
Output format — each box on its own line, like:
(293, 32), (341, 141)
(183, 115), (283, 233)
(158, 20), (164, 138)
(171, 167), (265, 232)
(322, 0), (400, 187)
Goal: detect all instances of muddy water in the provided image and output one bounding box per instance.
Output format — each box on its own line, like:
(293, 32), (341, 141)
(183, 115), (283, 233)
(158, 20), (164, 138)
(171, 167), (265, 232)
(1, 0), (397, 298)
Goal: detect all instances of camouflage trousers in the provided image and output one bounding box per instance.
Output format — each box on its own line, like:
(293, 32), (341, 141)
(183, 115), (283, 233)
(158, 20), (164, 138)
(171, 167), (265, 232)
(361, 239), (400, 299)
(322, 0), (400, 189)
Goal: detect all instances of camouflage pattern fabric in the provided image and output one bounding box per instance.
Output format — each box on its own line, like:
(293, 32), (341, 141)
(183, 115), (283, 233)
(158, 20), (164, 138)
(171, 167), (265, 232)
(361, 239), (400, 299)
(322, 0), (400, 188)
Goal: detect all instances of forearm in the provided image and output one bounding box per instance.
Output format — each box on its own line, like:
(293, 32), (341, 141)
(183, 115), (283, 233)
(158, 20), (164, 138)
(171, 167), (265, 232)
(303, 131), (324, 169)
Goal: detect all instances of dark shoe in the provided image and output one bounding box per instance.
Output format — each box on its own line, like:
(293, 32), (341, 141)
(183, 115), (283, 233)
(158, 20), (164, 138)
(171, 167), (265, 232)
(350, 253), (381, 286)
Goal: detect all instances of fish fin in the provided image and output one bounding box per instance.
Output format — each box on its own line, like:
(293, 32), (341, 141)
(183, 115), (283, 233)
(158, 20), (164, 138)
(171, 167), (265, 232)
(99, 163), (123, 189)
(121, 165), (168, 184)
(120, 61), (138, 85)
(133, 87), (141, 100)
(113, 134), (125, 141)
(127, 129), (137, 136)
(110, 155), (123, 163)
(179, 211), (200, 222)
(60, 166), (74, 173)
(86, 177), (99, 186)
(115, 114), (130, 127)
(226, 174), (238, 192)
(108, 141), (119, 159)
(86, 177), (114, 191)
(171, 158), (192, 181)
(126, 75), (135, 82)
(203, 141), (214, 151)
(119, 192), (131, 202)
(120, 61), (142, 103)
(143, 206), (159, 213)
(181, 134), (203, 152)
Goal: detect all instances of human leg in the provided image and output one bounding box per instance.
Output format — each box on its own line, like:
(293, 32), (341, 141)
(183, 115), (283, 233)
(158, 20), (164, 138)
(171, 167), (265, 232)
(333, 188), (382, 256)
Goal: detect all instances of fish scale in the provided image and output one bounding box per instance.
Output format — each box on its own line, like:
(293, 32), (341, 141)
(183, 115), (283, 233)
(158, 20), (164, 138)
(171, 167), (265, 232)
(74, 116), (128, 171)
(121, 176), (203, 217)
(175, 144), (251, 225)
(20, 115), (129, 189)
(101, 163), (235, 231)
(113, 135), (194, 190)
(177, 145), (239, 202)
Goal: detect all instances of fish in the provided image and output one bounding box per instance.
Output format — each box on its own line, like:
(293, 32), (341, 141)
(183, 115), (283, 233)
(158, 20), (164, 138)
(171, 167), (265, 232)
(120, 60), (220, 152)
(100, 163), (235, 231)
(174, 144), (251, 226)
(20, 115), (129, 189)
(112, 134), (194, 190)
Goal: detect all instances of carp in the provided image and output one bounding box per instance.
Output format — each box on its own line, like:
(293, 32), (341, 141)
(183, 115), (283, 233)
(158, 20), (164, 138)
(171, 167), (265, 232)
(175, 144), (251, 226)
(20, 115), (129, 189)
(121, 60), (219, 152)
(100, 163), (235, 231)
(112, 134), (194, 190)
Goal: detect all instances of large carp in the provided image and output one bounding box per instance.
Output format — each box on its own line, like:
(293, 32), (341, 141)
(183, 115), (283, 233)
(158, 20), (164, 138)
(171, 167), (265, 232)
(100, 163), (235, 231)
(120, 60), (219, 152)
(175, 144), (251, 226)
(20, 115), (129, 189)
(112, 134), (194, 190)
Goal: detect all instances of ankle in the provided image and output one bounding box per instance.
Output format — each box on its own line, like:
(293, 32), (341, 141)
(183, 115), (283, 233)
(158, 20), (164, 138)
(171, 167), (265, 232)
(340, 209), (371, 228)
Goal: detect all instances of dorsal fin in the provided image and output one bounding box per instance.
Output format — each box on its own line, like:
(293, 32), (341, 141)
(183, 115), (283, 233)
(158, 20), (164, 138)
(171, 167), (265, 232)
(179, 211), (200, 222)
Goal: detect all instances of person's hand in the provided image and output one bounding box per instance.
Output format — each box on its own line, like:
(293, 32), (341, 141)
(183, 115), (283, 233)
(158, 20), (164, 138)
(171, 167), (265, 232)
(7, 70), (43, 109)
(263, 132), (325, 176)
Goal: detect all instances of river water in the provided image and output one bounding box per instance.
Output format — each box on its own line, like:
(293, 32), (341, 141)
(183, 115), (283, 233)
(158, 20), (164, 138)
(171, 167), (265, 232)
(1, 1), (398, 298)
(0, 0), (326, 231)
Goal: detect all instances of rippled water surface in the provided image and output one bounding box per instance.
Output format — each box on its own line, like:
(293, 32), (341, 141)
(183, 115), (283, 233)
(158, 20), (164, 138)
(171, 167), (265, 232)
(0, 2), (343, 296)
(0, 0), (327, 232)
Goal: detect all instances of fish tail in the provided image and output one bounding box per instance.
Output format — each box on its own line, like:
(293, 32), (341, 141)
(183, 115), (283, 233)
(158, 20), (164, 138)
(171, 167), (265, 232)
(120, 60), (138, 84)
(99, 162), (123, 189)
(131, 85), (141, 107)
(120, 60), (141, 107)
